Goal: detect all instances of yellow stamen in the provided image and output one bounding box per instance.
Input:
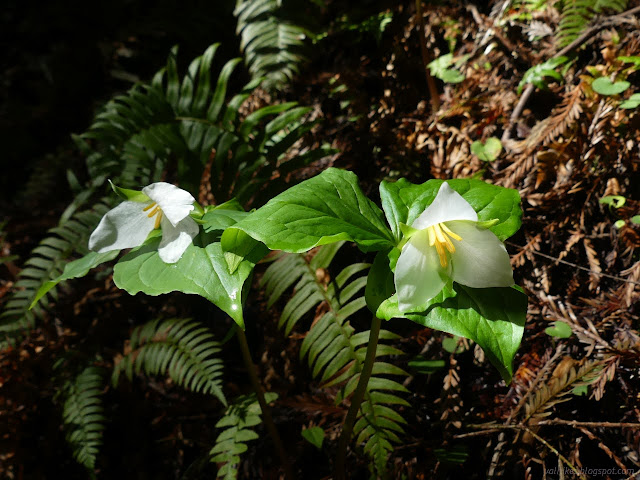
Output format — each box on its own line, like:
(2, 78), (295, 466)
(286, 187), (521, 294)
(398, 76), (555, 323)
(434, 241), (447, 267)
(427, 222), (463, 267)
(147, 205), (160, 218)
(427, 226), (436, 246)
(143, 202), (156, 212)
(441, 223), (462, 241)
(154, 211), (162, 229)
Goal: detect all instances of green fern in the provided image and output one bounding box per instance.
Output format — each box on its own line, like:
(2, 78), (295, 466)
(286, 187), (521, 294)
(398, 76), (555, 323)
(113, 318), (226, 405)
(210, 392), (278, 479)
(0, 201), (111, 348)
(61, 365), (107, 474)
(557, 0), (627, 47)
(2, 43), (331, 346)
(235, 0), (310, 90)
(261, 243), (409, 477)
(81, 42), (330, 205)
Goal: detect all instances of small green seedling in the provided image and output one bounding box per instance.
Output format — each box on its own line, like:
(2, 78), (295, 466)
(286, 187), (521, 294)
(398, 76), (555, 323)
(545, 321), (572, 338)
(471, 137), (502, 162)
(599, 195), (626, 209)
(592, 77), (630, 96)
(620, 93), (640, 109)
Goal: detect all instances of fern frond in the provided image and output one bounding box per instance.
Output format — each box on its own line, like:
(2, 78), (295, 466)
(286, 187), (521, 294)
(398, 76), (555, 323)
(235, 0), (310, 90)
(261, 243), (409, 477)
(0, 201), (111, 348)
(524, 357), (604, 421)
(61, 366), (107, 474)
(82, 43), (329, 204)
(209, 392), (278, 479)
(113, 318), (226, 405)
(557, 0), (627, 47)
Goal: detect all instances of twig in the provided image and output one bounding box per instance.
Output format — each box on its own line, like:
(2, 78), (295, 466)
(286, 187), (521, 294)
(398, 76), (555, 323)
(502, 4), (640, 142)
(537, 419), (640, 428)
(506, 241), (640, 286)
(415, 0), (440, 113)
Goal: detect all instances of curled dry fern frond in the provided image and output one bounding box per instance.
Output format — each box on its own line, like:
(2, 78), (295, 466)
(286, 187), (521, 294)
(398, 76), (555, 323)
(61, 365), (107, 474)
(234, 0), (310, 90)
(210, 392), (278, 479)
(261, 242), (409, 477)
(0, 202), (111, 349)
(113, 318), (226, 405)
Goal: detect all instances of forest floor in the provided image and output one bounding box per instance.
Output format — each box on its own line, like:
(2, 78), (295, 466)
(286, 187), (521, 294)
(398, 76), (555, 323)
(1, 0), (640, 479)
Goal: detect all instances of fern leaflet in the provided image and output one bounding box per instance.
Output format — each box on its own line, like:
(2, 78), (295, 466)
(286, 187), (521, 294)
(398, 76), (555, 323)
(556, 0), (628, 47)
(235, 0), (310, 90)
(210, 392), (278, 479)
(61, 365), (107, 474)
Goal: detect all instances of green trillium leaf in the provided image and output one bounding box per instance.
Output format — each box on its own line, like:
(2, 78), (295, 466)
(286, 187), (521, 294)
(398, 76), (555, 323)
(113, 239), (253, 327)
(30, 250), (120, 308)
(379, 178), (522, 242)
(592, 77), (630, 96)
(222, 168), (395, 255)
(400, 284), (527, 383)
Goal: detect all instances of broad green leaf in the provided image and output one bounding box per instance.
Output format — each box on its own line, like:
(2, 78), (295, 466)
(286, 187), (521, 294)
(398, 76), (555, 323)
(544, 321), (572, 338)
(364, 251), (396, 314)
(379, 178), (522, 242)
(202, 209), (250, 233)
(30, 250), (120, 308)
(301, 426), (325, 449)
(592, 77), (630, 96)
(223, 168), (394, 254)
(402, 285), (527, 383)
(471, 137), (502, 162)
(113, 240), (252, 327)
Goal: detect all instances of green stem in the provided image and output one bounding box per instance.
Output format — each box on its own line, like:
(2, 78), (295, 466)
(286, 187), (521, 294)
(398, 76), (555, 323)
(236, 326), (294, 480)
(334, 315), (383, 480)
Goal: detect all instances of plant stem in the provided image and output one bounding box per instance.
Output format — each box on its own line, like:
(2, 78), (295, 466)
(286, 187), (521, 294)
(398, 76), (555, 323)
(236, 326), (294, 480)
(334, 314), (383, 480)
(415, 0), (440, 113)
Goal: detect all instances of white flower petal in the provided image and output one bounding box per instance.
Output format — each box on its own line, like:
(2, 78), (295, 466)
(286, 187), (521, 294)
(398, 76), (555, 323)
(412, 183), (478, 230)
(157, 215), (199, 263)
(395, 230), (448, 312)
(88, 201), (155, 253)
(446, 221), (514, 288)
(143, 182), (195, 226)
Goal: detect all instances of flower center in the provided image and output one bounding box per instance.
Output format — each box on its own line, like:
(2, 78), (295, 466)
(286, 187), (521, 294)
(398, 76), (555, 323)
(143, 202), (163, 229)
(426, 223), (462, 268)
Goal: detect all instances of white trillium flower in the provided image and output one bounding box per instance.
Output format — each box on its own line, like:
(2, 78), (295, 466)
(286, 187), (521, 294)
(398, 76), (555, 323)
(88, 182), (199, 264)
(395, 182), (514, 312)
